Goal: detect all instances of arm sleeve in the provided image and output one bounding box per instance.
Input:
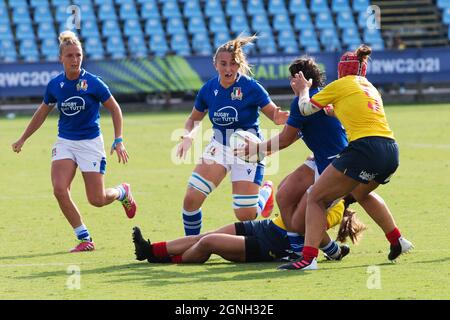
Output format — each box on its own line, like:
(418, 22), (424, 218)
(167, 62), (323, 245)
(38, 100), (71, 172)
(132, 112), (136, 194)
(194, 84), (208, 112)
(309, 80), (339, 109)
(253, 81), (271, 108)
(43, 82), (56, 105)
(96, 77), (112, 103)
(286, 97), (305, 130)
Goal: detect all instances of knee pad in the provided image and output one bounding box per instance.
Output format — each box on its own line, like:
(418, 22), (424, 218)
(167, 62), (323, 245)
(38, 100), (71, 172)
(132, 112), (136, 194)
(188, 172), (216, 197)
(232, 194), (259, 210)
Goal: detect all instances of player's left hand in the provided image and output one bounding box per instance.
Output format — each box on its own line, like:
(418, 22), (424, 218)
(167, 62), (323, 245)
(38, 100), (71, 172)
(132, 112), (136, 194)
(111, 141), (129, 164)
(273, 107), (290, 125)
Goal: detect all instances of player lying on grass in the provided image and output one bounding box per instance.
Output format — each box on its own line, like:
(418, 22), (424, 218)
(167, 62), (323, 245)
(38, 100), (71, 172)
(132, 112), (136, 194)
(132, 196), (366, 264)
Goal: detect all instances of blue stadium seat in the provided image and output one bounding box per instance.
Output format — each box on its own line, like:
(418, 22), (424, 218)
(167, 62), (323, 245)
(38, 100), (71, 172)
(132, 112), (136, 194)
(119, 3), (139, 20)
(123, 19), (143, 37)
(331, 0), (351, 12)
(183, 0), (202, 17)
(140, 2), (160, 19)
(192, 32), (212, 55)
(15, 23), (36, 40)
(363, 27), (383, 44)
(55, 5), (71, 23)
(188, 16), (207, 34)
(278, 29), (298, 51)
(268, 0), (288, 15)
(115, 0), (134, 4)
(149, 34), (169, 56)
(170, 33), (191, 56)
(102, 20), (121, 37)
(247, 0), (265, 16)
(319, 28), (341, 51)
(41, 39), (59, 61)
(310, 0), (330, 14)
(73, 0), (92, 5)
(204, 0), (223, 18)
(51, 0), (70, 6)
(34, 5), (54, 23)
(0, 6), (10, 24)
(127, 34), (148, 58)
(299, 28), (319, 47)
(443, 7), (450, 24)
(256, 31), (277, 54)
(0, 24), (13, 40)
(30, 0), (50, 8)
(162, 1), (181, 18)
(209, 14), (229, 33)
(81, 19), (100, 37)
(225, 0), (244, 16)
(84, 36), (105, 60)
(98, 4), (117, 21)
(341, 26), (361, 48)
(1, 39), (17, 62)
(438, 0), (450, 8)
(370, 42), (384, 51)
(106, 36), (126, 59)
(272, 13), (293, 32)
(289, 0), (308, 13)
(144, 18), (164, 36)
(166, 17), (186, 35)
(214, 32), (231, 49)
(336, 10), (357, 29)
(9, 0), (28, 9)
(75, 4), (97, 21)
(19, 39), (40, 62)
(353, 0), (370, 12)
(37, 22), (57, 40)
(251, 13), (272, 33)
(230, 14), (251, 35)
(293, 12), (314, 31)
(12, 6), (32, 24)
(315, 11), (335, 30)
(93, 0), (113, 5)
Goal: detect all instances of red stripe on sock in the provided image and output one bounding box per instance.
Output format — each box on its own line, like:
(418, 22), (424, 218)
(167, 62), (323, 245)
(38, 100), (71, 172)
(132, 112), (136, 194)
(171, 255), (183, 264)
(386, 228), (401, 245)
(152, 242), (168, 258)
(302, 246), (319, 262)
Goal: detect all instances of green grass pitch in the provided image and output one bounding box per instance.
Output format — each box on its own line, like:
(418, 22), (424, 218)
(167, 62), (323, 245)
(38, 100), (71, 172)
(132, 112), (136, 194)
(0, 103), (449, 300)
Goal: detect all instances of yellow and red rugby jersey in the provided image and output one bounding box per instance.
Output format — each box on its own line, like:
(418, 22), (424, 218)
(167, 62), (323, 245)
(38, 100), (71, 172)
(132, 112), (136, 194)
(272, 200), (345, 231)
(310, 75), (394, 142)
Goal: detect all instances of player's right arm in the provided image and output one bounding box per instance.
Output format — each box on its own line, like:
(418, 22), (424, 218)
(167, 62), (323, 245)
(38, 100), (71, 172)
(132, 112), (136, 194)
(176, 107), (207, 159)
(12, 102), (53, 153)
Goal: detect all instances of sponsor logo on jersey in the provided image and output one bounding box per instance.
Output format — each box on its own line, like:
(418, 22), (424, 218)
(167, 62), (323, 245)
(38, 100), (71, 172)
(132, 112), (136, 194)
(60, 82), (64, 88)
(214, 89), (218, 96)
(247, 169), (252, 175)
(52, 148), (56, 157)
(76, 79), (88, 91)
(212, 106), (239, 126)
(231, 87), (243, 100)
(60, 96), (86, 116)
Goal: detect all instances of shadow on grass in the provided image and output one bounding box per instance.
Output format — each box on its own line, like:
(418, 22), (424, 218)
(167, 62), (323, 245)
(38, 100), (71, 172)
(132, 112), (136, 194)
(0, 251), (69, 261)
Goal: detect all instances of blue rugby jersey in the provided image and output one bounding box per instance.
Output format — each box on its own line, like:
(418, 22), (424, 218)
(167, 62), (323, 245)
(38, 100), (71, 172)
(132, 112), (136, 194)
(43, 69), (112, 140)
(194, 74), (271, 146)
(286, 88), (348, 174)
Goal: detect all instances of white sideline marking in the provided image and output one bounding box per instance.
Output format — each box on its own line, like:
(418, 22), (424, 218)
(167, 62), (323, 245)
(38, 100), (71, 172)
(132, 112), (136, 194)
(0, 261), (135, 268)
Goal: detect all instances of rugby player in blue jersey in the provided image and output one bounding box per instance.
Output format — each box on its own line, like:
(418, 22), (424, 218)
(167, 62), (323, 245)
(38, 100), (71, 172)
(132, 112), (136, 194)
(176, 35), (289, 236)
(11, 31), (136, 252)
(237, 56), (350, 260)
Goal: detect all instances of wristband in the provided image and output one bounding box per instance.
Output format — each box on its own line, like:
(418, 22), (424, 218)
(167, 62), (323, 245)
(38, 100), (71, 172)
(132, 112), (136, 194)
(112, 137), (123, 149)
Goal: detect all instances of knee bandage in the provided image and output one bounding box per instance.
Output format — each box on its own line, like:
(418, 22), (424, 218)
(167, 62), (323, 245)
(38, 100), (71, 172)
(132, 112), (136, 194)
(188, 172), (216, 197)
(232, 194), (259, 210)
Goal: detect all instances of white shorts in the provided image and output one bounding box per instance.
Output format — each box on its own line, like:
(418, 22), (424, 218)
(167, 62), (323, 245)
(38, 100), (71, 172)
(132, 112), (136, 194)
(201, 139), (265, 185)
(304, 158), (320, 182)
(52, 135), (107, 174)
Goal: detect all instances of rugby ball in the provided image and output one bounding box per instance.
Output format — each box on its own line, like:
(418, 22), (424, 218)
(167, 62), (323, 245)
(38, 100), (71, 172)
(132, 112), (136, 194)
(229, 130), (262, 163)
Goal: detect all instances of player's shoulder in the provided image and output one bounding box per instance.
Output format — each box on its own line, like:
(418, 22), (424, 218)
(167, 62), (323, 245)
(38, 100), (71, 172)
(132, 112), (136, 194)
(47, 72), (65, 86)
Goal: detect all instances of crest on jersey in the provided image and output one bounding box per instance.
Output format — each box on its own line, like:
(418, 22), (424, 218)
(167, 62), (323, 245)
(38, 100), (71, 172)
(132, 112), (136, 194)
(231, 87), (243, 100)
(76, 79), (88, 91)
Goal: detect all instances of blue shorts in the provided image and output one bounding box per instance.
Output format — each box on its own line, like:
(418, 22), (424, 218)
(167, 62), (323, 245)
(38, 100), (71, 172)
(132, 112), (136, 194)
(332, 136), (399, 184)
(235, 220), (290, 262)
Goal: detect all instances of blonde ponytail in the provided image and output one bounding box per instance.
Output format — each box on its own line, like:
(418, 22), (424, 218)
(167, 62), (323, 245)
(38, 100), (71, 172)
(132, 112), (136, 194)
(58, 30), (82, 55)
